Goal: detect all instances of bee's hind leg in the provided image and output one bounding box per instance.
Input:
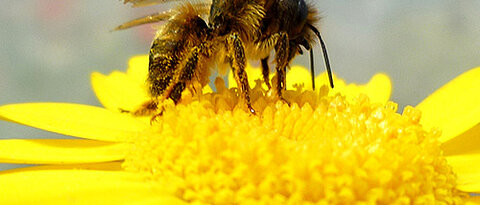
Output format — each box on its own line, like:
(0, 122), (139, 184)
(167, 43), (207, 104)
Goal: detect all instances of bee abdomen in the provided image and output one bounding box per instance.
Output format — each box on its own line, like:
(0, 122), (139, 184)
(148, 37), (184, 97)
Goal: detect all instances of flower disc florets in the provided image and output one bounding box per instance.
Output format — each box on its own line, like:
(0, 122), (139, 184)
(123, 79), (464, 204)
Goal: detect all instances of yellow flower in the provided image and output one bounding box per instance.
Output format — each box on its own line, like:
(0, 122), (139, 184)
(0, 55), (479, 204)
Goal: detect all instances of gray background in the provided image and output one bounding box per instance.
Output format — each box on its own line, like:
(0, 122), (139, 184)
(1, 1), (480, 170)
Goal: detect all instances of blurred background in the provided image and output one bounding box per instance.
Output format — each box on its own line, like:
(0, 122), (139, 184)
(1, 1), (480, 169)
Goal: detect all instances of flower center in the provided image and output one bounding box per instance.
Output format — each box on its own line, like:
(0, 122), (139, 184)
(123, 80), (464, 204)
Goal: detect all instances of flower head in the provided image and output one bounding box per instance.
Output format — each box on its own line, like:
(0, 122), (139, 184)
(0, 56), (479, 204)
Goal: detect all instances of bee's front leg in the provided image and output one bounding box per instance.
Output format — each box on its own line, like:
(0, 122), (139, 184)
(226, 33), (255, 114)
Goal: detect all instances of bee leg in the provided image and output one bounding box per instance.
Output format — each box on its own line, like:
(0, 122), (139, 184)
(148, 45), (204, 122)
(168, 45), (204, 103)
(273, 32), (290, 105)
(149, 106), (165, 124)
(227, 33), (255, 114)
(169, 83), (185, 104)
(260, 57), (271, 89)
(132, 100), (158, 116)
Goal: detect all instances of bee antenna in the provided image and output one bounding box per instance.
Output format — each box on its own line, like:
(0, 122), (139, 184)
(307, 24), (334, 88)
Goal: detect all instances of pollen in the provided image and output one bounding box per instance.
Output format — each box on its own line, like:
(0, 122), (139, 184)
(122, 78), (465, 204)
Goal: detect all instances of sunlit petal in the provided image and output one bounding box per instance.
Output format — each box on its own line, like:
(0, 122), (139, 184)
(0, 162), (123, 174)
(447, 154), (480, 176)
(227, 63), (265, 89)
(0, 170), (182, 205)
(447, 154), (480, 193)
(317, 72), (392, 104)
(447, 154), (480, 192)
(466, 196), (480, 205)
(0, 139), (128, 164)
(128, 197), (188, 205)
(353, 73), (392, 104)
(442, 124), (480, 156)
(417, 67), (480, 143)
(0, 103), (149, 142)
(455, 173), (480, 192)
(285, 65), (315, 89)
(91, 71), (150, 112)
(227, 65), (391, 104)
(227, 64), (325, 90)
(126, 55), (149, 84)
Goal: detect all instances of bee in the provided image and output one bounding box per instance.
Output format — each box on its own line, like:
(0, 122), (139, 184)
(116, 0), (333, 115)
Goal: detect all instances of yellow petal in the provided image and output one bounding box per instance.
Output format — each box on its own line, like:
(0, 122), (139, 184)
(417, 67), (480, 143)
(0, 139), (127, 164)
(227, 64), (328, 90)
(202, 84), (213, 93)
(285, 65), (315, 90)
(455, 173), (480, 192)
(447, 154), (480, 192)
(447, 154), (480, 177)
(228, 63), (265, 89)
(355, 73), (392, 104)
(1, 162), (123, 174)
(128, 197), (188, 205)
(466, 196), (480, 205)
(0, 103), (149, 142)
(91, 71), (150, 111)
(442, 124), (480, 156)
(126, 55), (149, 85)
(227, 65), (391, 104)
(316, 72), (392, 104)
(0, 170), (184, 205)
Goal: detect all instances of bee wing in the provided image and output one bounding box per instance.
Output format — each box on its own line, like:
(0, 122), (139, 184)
(123, 0), (210, 7)
(123, 0), (174, 7)
(113, 10), (174, 31)
(113, 2), (210, 31)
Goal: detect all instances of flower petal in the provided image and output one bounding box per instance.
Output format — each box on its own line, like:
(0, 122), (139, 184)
(355, 73), (392, 104)
(227, 64), (330, 91)
(442, 124), (480, 156)
(417, 67), (480, 143)
(466, 196), (480, 205)
(286, 65), (315, 90)
(320, 73), (392, 104)
(0, 139), (128, 164)
(447, 154), (480, 178)
(447, 154), (480, 192)
(0, 103), (149, 142)
(228, 63), (265, 89)
(227, 65), (392, 104)
(455, 173), (480, 193)
(126, 55), (149, 85)
(0, 170), (184, 205)
(91, 71), (150, 112)
(0, 162), (123, 174)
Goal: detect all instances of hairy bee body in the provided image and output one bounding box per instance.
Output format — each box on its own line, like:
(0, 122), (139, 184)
(213, 0), (322, 90)
(147, 5), (212, 103)
(119, 0), (333, 115)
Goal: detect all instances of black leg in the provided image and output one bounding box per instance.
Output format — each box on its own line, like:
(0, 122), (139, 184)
(260, 57), (271, 89)
(227, 33), (255, 114)
(274, 32), (289, 103)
